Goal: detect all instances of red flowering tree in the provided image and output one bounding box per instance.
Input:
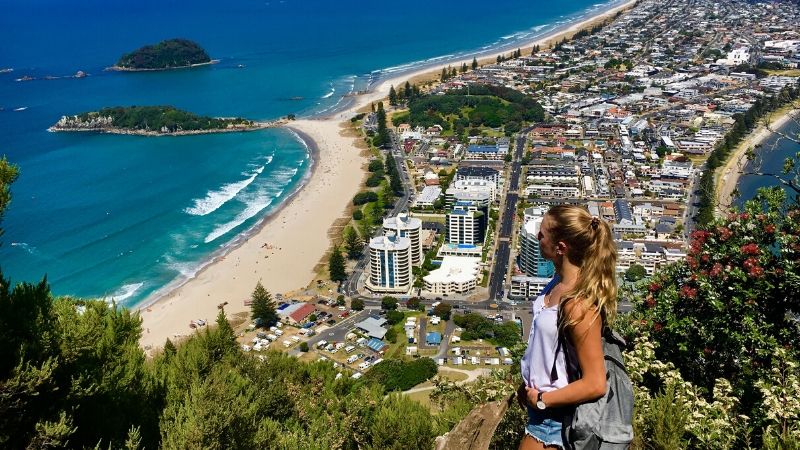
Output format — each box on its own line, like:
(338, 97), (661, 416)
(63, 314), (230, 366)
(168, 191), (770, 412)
(630, 188), (800, 411)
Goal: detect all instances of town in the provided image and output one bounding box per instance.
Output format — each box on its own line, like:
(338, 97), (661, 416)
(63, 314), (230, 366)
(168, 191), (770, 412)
(234, 0), (799, 383)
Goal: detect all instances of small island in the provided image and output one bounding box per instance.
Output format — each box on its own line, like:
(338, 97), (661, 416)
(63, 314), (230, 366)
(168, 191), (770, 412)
(49, 106), (282, 136)
(111, 39), (215, 71)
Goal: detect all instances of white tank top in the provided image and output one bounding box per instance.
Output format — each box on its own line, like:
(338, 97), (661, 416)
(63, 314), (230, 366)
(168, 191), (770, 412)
(521, 293), (569, 391)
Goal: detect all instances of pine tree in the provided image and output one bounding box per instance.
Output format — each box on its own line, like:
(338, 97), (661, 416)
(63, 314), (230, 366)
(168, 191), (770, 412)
(440, 67), (447, 81)
(496, 55), (502, 64)
(471, 57), (478, 70)
(449, 66), (456, 77)
(329, 246), (347, 282)
(461, 62), (467, 73)
(343, 226), (363, 259)
(388, 85), (397, 106)
(250, 281), (277, 327)
(404, 81), (412, 101)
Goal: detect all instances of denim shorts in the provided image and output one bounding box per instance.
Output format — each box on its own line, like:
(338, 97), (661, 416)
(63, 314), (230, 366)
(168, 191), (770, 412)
(525, 406), (564, 448)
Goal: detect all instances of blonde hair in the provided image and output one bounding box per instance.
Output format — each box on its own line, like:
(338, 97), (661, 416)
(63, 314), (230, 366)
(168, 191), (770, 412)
(546, 205), (618, 326)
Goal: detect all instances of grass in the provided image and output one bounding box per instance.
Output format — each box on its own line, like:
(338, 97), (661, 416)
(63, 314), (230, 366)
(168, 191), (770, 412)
(764, 69), (800, 77)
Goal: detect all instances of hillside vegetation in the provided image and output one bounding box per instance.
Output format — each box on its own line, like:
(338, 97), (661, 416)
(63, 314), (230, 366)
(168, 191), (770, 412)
(115, 39), (210, 70)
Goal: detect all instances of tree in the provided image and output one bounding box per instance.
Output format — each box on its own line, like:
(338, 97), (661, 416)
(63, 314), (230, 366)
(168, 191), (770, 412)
(440, 67), (448, 81)
(351, 298), (365, 311)
(406, 297), (421, 310)
(381, 296), (398, 310)
(624, 264), (647, 283)
(433, 303), (453, 320)
(343, 226), (363, 259)
(471, 57), (478, 70)
(461, 63), (467, 73)
(299, 342), (309, 352)
(385, 327), (397, 343)
(404, 81), (413, 101)
(308, 314), (317, 322)
(336, 295), (346, 306)
(250, 281), (277, 327)
(0, 157), (19, 237)
(386, 310), (405, 326)
(328, 246), (347, 282)
(388, 85), (397, 106)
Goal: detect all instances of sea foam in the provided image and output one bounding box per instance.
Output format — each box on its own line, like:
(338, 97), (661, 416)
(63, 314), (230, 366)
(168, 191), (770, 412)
(204, 196), (274, 244)
(109, 282), (144, 303)
(184, 157), (272, 216)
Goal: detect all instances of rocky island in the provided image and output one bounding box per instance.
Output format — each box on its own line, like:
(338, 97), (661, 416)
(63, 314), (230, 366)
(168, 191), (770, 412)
(49, 106), (281, 136)
(111, 39), (215, 71)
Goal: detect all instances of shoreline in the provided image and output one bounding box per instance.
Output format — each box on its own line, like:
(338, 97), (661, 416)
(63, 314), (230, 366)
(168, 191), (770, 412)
(138, 0), (636, 350)
(106, 59), (220, 72)
(319, 0), (636, 119)
(47, 119), (283, 136)
(716, 107), (799, 213)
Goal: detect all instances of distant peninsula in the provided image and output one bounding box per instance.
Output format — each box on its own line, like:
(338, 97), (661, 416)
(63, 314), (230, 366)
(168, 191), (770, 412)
(49, 106), (283, 136)
(111, 39), (215, 71)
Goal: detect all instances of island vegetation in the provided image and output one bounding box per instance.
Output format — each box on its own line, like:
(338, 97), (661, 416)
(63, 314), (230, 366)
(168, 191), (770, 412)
(114, 38), (211, 71)
(49, 106), (271, 136)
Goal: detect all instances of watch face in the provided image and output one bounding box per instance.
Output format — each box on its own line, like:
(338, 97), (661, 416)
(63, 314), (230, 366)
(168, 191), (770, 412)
(537, 400), (546, 410)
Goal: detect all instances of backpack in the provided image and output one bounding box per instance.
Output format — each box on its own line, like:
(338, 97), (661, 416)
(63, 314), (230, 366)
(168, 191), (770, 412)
(543, 281), (634, 450)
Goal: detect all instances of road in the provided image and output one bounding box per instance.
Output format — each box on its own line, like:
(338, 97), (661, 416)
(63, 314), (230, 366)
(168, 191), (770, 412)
(343, 131), (412, 298)
(488, 127), (530, 300)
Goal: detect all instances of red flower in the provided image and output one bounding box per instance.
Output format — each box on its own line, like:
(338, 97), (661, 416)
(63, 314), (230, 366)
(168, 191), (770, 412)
(710, 263), (723, 278)
(749, 266), (765, 278)
(741, 243), (760, 255)
(765, 224), (776, 234)
(701, 253), (710, 263)
(757, 214), (766, 221)
(717, 226), (733, 241)
(654, 322), (663, 332)
(740, 212), (750, 221)
(680, 285), (697, 299)
(649, 283), (661, 293)
(645, 295), (656, 308)
(687, 256), (699, 270)
(743, 257), (759, 272)
(704, 347), (713, 355)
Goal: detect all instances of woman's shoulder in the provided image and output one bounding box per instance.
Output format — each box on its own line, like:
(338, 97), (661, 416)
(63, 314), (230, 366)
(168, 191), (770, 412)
(560, 297), (601, 325)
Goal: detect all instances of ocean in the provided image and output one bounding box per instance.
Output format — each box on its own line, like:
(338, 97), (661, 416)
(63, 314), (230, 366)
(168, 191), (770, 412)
(0, 0), (626, 307)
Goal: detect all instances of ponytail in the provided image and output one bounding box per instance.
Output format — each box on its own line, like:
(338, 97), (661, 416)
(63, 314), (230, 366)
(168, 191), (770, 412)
(546, 205), (618, 327)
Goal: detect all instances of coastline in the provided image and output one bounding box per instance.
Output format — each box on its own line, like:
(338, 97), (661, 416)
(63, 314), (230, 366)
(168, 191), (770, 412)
(716, 107), (799, 213)
(138, 0), (636, 350)
(106, 59), (220, 72)
(138, 118), (366, 351)
(47, 119), (284, 136)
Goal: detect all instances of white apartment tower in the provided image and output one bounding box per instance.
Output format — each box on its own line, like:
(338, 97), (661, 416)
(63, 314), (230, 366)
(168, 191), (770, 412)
(366, 234), (412, 294)
(383, 213), (423, 266)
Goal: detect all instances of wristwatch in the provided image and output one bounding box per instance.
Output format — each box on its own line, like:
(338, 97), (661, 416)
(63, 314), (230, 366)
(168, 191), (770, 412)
(536, 391), (547, 410)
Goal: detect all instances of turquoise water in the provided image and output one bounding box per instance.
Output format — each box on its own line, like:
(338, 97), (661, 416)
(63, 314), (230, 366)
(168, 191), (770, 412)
(0, 0), (625, 307)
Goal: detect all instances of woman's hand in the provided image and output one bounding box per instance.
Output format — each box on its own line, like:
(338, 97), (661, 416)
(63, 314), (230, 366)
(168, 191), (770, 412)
(517, 383), (530, 409)
(525, 386), (540, 408)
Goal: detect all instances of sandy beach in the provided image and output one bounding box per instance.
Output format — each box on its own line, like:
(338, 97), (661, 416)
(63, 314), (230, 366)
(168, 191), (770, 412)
(716, 107), (798, 213)
(139, 0), (637, 350)
(139, 119), (367, 350)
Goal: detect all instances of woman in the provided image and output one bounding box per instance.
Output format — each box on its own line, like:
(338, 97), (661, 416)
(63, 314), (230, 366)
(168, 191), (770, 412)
(518, 205), (617, 450)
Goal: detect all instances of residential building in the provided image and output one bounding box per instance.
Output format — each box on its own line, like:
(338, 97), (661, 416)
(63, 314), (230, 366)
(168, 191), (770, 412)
(366, 234), (412, 294)
(519, 217), (556, 278)
(383, 213), (423, 266)
(423, 256), (481, 295)
(446, 202), (486, 245)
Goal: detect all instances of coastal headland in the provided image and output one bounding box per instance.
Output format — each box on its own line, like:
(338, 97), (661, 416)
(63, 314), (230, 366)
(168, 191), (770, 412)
(138, 0), (637, 351)
(49, 106), (284, 136)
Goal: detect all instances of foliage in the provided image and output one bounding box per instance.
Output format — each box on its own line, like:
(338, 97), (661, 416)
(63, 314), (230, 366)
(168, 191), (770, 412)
(0, 157), (18, 236)
(116, 38), (210, 70)
(299, 342), (309, 352)
(328, 246), (347, 282)
(381, 296), (398, 310)
(404, 84), (544, 133)
(385, 327), (397, 344)
(343, 226), (363, 259)
(75, 106), (253, 133)
(352, 191), (378, 206)
(406, 297), (422, 310)
(453, 313), (522, 348)
(385, 310), (405, 326)
(363, 358), (437, 392)
(249, 281), (277, 327)
(433, 303), (452, 320)
(352, 208), (363, 221)
(350, 298), (364, 311)
(625, 264), (647, 282)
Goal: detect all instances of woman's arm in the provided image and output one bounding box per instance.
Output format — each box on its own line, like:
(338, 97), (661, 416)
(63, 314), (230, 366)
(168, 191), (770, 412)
(525, 300), (607, 408)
